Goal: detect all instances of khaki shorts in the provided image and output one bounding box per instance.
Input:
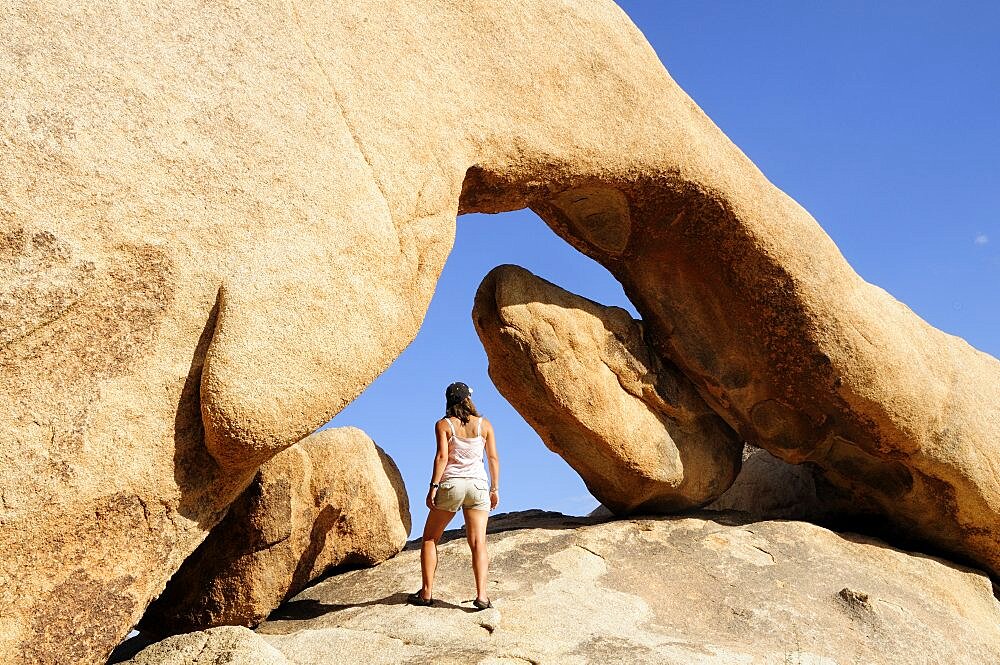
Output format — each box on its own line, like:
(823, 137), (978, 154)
(434, 477), (491, 512)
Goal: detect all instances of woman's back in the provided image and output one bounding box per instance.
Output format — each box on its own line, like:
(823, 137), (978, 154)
(441, 416), (488, 481)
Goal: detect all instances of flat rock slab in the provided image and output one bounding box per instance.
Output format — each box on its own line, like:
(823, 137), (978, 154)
(204, 511), (1000, 665)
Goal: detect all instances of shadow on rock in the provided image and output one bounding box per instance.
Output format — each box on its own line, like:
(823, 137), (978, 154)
(402, 509), (608, 554)
(268, 593), (480, 621)
(171, 290), (249, 527)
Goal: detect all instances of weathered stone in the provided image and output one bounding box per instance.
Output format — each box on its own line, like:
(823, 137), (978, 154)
(123, 626), (288, 665)
(473, 264), (742, 513)
(3, 0), (999, 661)
(706, 445), (828, 521)
(139, 427), (409, 635)
(244, 511), (999, 664)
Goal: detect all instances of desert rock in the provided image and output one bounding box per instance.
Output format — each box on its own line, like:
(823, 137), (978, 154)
(139, 427), (410, 635)
(473, 264), (743, 513)
(128, 511), (1000, 664)
(706, 445), (828, 521)
(122, 626), (288, 665)
(4, 0), (999, 661)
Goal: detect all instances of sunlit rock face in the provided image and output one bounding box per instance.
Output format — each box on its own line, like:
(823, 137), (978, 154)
(2, 0), (999, 662)
(473, 264), (743, 514)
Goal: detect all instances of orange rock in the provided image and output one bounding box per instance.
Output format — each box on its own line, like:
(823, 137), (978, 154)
(139, 428), (409, 635)
(3, 0), (998, 662)
(473, 265), (743, 513)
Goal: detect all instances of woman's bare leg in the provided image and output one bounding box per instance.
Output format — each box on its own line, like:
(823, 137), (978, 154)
(463, 508), (490, 601)
(420, 508), (456, 599)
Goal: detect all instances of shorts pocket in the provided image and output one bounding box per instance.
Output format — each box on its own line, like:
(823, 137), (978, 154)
(471, 481), (489, 503)
(434, 484), (457, 511)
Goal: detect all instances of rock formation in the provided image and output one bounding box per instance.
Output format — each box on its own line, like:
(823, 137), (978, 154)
(706, 445), (828, 521)
(122, 511), (1000, 664)
(473, 264), (743, 513)
(121, 626), (290, 665)
(584, 446), (833, 523)
(139, 427), (410, 635)
(3, 0), (999, 661)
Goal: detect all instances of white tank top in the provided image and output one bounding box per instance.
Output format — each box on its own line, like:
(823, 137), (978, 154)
(441, 416), (488, 481)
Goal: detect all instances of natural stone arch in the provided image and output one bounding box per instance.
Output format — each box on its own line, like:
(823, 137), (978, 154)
(456, 161), (1000, 575)
(205, 0), (1000, 583)
(2, 1), (999, 663)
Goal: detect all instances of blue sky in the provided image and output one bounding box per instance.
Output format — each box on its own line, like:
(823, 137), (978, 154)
(325, 1), (999, 535)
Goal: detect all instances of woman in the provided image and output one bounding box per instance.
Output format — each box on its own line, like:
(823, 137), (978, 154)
(409, 381), (500, 610)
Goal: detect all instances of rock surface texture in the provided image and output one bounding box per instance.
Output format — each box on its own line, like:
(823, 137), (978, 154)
(122, 626), (290, 665)
(706, 445), (828, 521)
(473, 264), (743, 513)
(139, 427), (410, 635)
(123, 512), (1000, 664)
(3, 0), (1000, 662)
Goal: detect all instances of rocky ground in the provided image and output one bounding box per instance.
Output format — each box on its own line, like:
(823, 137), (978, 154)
(119, 510), (1000, 665)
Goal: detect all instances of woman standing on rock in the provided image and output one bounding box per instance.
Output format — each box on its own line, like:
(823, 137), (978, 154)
(409, 381), (500, 610)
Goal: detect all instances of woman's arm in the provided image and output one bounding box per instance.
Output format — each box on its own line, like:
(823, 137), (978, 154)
(426, 420), (450, 510)
(484, 418), (500, 510)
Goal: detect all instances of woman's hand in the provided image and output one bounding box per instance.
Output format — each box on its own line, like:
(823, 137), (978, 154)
(426, 488), (437, 511)
(490, 489), (499, 510)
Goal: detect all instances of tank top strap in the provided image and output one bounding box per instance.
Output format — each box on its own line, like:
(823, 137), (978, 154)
(476, 416), (483, 438)
(444, 417), (456, 437)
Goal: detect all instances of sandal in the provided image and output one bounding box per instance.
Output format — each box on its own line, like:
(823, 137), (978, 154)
(472, 597), (492, 610)
(407, 590), (433, 607)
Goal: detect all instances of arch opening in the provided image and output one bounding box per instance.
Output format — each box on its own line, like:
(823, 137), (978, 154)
(321, 207), (638, 535)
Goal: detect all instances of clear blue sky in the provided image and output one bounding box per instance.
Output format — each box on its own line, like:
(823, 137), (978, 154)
(324, 1), (999, 536)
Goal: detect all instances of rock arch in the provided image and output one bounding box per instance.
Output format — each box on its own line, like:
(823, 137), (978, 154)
(2, 1), (998, 663)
